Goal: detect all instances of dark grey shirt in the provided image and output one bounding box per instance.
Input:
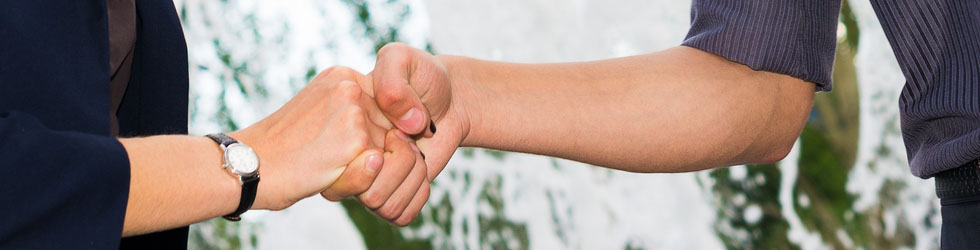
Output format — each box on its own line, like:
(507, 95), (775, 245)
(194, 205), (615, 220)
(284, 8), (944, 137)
(682, 0), (980, 178)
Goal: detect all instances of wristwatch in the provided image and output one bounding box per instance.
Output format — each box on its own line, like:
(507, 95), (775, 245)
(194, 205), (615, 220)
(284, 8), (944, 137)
(206, 133), (260, 221)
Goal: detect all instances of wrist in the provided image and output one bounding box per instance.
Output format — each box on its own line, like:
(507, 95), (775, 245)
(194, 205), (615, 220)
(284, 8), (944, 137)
(436, 55), (484, 147)
(220, 130), (274, 211)
(190, 136), (243, 214)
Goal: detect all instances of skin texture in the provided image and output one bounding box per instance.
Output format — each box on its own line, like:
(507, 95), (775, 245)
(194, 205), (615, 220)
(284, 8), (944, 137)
(361, 43), (816, 220)
(118, 67), (425, 236)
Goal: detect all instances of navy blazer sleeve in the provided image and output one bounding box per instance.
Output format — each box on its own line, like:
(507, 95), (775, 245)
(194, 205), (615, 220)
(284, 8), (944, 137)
(0, 112), (131, 249)
(1, 1), (131, 248)
(682, 0), (842, 92)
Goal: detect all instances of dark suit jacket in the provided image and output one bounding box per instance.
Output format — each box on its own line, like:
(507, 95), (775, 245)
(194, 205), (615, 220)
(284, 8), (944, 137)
(1, 0), (190, 249)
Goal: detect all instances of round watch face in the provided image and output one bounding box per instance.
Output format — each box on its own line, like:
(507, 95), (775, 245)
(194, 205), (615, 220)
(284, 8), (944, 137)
(225, 143), (259, 176)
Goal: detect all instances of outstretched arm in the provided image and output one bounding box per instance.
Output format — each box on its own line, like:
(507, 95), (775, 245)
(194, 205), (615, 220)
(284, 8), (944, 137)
(367, 44), (814, 175)
(451, 46), (813, 172)
(119, 68), (415, 236)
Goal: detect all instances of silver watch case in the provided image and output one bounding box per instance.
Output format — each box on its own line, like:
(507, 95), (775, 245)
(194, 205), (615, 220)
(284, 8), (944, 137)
(222, 143), (260, 178)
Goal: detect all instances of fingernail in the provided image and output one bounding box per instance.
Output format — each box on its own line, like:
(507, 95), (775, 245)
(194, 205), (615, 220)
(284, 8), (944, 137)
(366, 155), (383, 173)
(429, 121), (436, 134)
(399, 108), (424, 132)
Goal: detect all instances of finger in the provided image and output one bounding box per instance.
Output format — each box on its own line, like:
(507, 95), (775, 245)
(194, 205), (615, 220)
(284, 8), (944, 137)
(373, 43), (431, 135)
(322, 148), (384, 201)
(392, 178), (431, 226)
(357, 91), (390, 148)
(359, 89), (394, 132)
(355, 69), (376, 98)
(415, 130), (455, 179)
(313, 66), (361, 89)
(357, 129), (417, 209)
(366, 119), (388, 150)
(373, 150), (426, 220)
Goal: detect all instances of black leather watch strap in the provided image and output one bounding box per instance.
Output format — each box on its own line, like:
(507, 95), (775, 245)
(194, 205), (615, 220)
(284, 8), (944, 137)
(224, 175), (260, 221)
(205, 133), (260, 221)
(206, 133), (238, 147)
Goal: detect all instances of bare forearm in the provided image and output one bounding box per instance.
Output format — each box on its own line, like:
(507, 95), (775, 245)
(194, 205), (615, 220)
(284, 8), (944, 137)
(447, 46), (814, 172)
(119, 135), (238, 236)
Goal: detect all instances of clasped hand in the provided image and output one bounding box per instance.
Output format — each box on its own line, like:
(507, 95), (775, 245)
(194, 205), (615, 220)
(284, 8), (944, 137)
(229, 66), (432, 226)
(227, 41), (464, 226)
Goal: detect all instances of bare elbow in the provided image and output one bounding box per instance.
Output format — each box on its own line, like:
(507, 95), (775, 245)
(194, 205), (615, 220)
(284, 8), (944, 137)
(728, 104), (809, 165)
(722, 126), (800, 166)
(758, 142), (794, 163)
(745, 78), (813, 164)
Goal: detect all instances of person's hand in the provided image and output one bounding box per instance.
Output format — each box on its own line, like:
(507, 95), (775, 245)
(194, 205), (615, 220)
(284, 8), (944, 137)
(365, 42), (473, 180)
(336, 42), (472, 225)
(322, 129), (431, 226)
(226, 66), (398, 211)
(302, 67), (432, 226)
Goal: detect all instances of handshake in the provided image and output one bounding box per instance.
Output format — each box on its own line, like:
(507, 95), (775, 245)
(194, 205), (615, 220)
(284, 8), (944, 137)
(228, 43), (464, 226)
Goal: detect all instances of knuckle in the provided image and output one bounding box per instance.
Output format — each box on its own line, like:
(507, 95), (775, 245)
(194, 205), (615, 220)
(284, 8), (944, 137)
(321, 192), (340, 201)
(387, 140), (414, 161)
(400, 146), (418, 162)
(418, 183), (431, 202)
(336, 81), (363, 101)
(394, 211), (419, 226)
(375, 85), (408, 109)
(395, 186), (429, 226)
(378, 42), (408, 57)
(343, 135), (371, 159)
(394, 217), (413, 227)
(345, 116), (369, 140)
(347, 104), (366, 117)
(351, 178), (372, 194)
(315, 66), (354, 83)
(344, 105), (366, 123)
(312, 67), (337, 82)
(360, 192), (385, 209)
(377, 204), (403, 220)
(327, 66), (356, 78)
(344, 117), (368, 138)
(351, 135), (372, 153)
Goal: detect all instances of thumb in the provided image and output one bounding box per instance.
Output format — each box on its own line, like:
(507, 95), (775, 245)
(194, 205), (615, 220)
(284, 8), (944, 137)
(322, 149), (384, 201)
(373, 43), (431, 135)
